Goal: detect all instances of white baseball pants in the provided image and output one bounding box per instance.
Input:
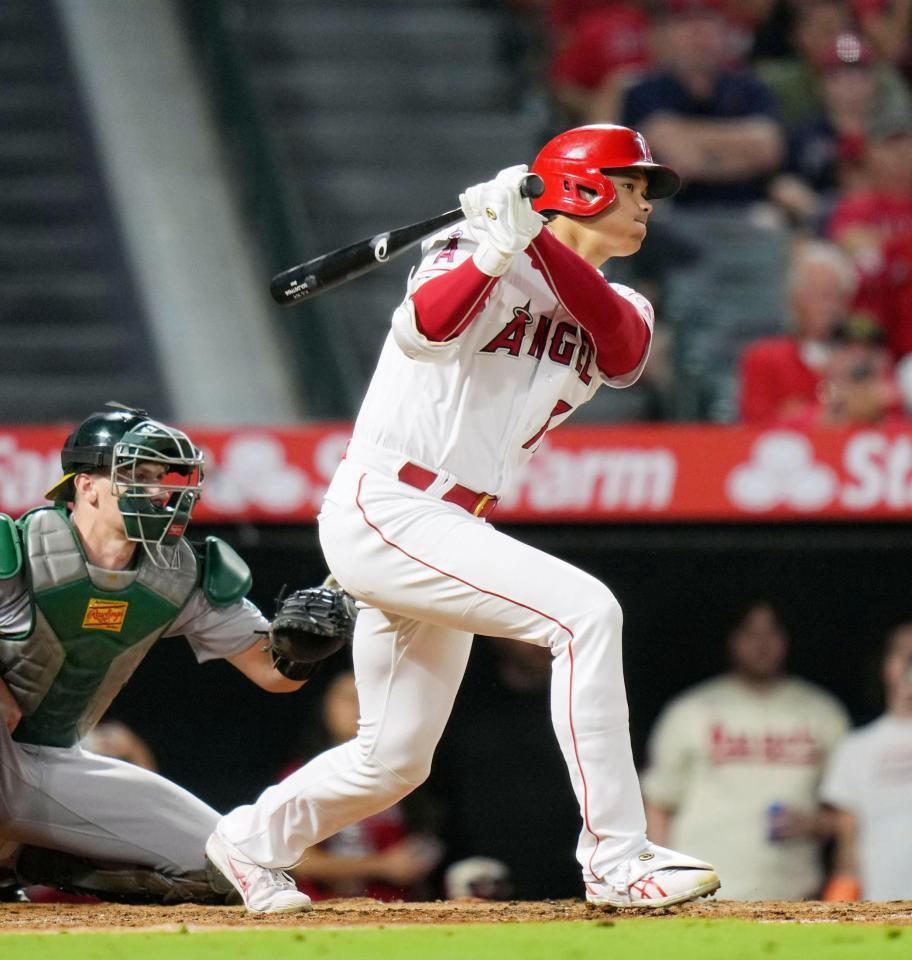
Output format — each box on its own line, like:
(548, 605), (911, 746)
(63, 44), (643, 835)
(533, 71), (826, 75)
(218, 451), (648, 884)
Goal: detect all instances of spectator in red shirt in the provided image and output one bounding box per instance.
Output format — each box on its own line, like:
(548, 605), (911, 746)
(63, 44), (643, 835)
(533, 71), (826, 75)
(807, 318), (903, 426)
(548, 1), (654, 123)
(739, 240), (858, 423)
(874, 232), (912, 362)
(826, 108), (912, 315)
(852, 0), (912, 79)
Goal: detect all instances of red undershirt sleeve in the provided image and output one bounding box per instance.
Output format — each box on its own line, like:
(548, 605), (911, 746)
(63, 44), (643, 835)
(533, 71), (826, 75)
(411, 258), (499, 342)
(528, 228), (650, 378)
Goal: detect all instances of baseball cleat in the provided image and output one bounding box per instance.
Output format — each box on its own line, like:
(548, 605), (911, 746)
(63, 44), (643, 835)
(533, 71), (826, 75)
(585, 843), (720, 909)
(205, 832), (312, 914)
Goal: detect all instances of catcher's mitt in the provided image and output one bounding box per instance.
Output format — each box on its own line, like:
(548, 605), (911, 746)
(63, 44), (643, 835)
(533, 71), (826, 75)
(267, 585), (357, 680)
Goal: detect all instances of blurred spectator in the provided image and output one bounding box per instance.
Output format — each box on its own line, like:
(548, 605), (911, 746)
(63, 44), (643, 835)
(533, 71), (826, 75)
(756, 0), (911, 132)
(871, 231), (912, 361)
(748, 0), (801, 61)
(620, 0), (785, 208)
(803, 316), (904, 425)
(286, 671), (443, 901)
(820, 623), (912, 900)
(739, 240), (858, 424)
(869, 231), (912, 410)
(81, 720), (158, 772)
(641, 602), (850, 900)
(432, 637), (581, 899)
(548, 1), (653, 124)
(443, 856), (513, 900)
(852, 0), (912, 76)
(771, 34), (878, 228)
(827, 108), (912, 316)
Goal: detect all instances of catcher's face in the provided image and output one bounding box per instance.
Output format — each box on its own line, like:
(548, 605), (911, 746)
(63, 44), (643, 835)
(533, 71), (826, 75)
(74, 466), (167, 539)
(112, 462), (172, 507)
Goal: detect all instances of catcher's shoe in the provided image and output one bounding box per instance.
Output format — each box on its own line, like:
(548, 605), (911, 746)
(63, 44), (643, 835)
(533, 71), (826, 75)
(205, 832), (312, 915)
(585, 843), (720, 909)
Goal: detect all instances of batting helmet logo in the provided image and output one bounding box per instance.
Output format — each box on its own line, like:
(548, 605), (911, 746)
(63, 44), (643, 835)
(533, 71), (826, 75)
(530, 124), (680, 218)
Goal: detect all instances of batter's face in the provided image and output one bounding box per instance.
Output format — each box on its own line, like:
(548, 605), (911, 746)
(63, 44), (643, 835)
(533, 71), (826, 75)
(551, 172), (653, 266)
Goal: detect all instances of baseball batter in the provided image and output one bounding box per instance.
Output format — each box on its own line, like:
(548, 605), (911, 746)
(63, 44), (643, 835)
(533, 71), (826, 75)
(0, 405), (332, 907)
(209, 125), (721, 912)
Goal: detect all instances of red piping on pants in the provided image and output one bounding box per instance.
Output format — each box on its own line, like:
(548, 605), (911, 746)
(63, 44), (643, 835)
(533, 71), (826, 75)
(354, 472), (604, 879)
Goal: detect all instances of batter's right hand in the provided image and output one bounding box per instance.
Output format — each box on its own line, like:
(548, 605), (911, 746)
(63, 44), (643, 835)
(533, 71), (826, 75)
(0, 676), (22, 734)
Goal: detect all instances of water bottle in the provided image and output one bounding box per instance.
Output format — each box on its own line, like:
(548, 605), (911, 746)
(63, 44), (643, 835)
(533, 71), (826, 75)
(767, 802), (787, 843)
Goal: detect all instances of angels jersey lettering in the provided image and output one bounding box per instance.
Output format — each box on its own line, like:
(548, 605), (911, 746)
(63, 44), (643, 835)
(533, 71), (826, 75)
(350, 222), (654, 496)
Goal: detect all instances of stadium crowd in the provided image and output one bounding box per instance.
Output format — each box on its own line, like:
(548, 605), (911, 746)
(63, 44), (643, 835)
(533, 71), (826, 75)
(500, 0), (912, 424)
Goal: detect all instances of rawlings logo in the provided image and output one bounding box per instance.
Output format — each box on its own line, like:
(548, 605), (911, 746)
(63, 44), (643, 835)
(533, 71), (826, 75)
(82, 598), (129, 632)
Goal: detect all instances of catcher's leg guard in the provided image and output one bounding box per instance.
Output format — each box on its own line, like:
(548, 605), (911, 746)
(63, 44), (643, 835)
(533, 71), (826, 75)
(16, 845), (240, 905)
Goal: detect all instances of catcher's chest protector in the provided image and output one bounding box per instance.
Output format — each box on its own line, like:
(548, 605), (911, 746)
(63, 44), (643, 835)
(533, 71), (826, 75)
(1, 508), (198, 748)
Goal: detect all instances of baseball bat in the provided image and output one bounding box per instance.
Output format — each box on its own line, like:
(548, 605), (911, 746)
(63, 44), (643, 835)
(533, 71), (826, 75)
(270, 173), (545, 306)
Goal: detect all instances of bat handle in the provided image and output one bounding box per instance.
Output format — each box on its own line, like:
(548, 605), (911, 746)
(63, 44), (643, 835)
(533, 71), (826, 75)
(520, 173), (545, 200)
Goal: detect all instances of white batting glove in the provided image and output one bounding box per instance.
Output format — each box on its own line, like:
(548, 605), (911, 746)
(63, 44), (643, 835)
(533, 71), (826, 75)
(459, 164), (545, 277)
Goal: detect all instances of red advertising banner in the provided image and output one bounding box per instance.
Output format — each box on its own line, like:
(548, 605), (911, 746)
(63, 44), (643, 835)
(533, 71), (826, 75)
(2, 423), (911, 523)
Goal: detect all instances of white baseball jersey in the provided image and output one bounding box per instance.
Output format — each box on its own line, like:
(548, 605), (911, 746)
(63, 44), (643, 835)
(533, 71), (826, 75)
(351, 221), (654, 496)
(642, 675), (850, 900)
(219, 222), (668, 896)
(820, 715), (912, 900)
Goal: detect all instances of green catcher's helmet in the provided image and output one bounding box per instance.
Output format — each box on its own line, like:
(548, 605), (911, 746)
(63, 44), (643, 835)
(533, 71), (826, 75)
(46, 403), (205, 569)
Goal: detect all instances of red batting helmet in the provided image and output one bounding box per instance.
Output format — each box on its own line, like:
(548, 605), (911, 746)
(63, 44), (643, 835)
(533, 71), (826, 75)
(530, 124), (680, 217)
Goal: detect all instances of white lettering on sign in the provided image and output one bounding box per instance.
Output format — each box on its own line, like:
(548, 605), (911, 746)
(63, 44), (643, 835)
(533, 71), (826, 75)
(842, 432), (912, 509)
(510, 443), (677, 512)
(0, 436), (59, 512)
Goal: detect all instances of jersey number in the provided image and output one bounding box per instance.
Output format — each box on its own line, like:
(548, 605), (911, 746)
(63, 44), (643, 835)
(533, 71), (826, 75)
(522, 400), (573, 451)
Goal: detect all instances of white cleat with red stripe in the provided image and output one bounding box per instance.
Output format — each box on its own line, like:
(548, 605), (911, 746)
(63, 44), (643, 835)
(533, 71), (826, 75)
(585, 844), (720, 909)
(205, 831), (312, 914)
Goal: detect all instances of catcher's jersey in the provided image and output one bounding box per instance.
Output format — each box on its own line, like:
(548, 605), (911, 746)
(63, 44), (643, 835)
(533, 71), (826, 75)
(350, 222), (654, 497)
(0, 509), (267, 747)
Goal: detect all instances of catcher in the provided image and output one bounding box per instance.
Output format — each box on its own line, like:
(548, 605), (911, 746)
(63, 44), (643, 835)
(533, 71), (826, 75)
(0, 404), (352, 906)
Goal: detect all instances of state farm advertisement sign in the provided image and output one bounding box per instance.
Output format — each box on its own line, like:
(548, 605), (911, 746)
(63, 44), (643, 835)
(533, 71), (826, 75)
(1, 423), (911, 523)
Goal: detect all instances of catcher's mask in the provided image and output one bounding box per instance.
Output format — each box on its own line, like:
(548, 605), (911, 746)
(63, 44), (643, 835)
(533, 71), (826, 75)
(46, 403), (204, 570)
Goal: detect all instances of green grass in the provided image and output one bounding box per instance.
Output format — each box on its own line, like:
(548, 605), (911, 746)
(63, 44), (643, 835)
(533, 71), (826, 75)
(1, 919), (907, 960)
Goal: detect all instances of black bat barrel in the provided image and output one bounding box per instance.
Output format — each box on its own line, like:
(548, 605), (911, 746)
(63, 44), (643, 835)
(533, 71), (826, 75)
(270, 173), (544, 307)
